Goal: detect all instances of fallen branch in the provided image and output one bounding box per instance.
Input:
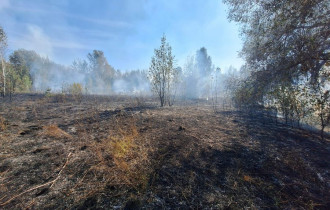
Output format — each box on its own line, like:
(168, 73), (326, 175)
(0, 152), (72, 207)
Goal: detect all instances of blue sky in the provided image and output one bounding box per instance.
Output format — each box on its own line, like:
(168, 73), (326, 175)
(0, 0), (243, 71)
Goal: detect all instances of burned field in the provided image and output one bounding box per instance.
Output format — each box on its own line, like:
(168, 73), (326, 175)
(0, 94), (329, 209)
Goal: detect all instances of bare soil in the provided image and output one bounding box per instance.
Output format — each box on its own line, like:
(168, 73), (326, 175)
(0, 94), (329, 209)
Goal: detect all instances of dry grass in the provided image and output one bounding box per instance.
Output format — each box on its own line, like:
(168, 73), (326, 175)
(0, 152), (72, 207)
(0, 116), (7, 131)
(63, 113), (152, 207)
(45, 93), (67, 103)
(130, 96), (146, 107)
(43, 124), (72, 139)
(90, 115), (151, 191)
(1, 94), (328, 209)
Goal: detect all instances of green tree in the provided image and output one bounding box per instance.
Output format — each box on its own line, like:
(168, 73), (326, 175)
(223, 0), (330, 138)
(9, 50), (33, 92)
(86, 50), (115, 94)
(223, 0), (329, 84)
(8, 49), (43, 91)
(309, 66), (330, 140)
(149, 35), (177, 106)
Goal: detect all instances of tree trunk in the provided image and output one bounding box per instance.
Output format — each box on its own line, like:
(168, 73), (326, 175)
(1, 57), (5, 97)
(320, 113), (324, 141)
(321, 125), (324, 141)
(285, 113), (288, 124)
(160, 95), (164, 107)
(9, 84), (12, 101)
(274, 109), (278, 125)
(159, 89), (164, 107)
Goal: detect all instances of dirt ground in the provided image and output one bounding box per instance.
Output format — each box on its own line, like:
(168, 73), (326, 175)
(0, 94), (329, 209)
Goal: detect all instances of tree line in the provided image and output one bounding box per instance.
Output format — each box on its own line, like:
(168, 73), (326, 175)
(1, 27), (226, 103)
(0, 27), (149, 97)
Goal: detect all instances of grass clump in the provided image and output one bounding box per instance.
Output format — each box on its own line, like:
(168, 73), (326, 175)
(0, 116), (7, 131)
(43, 124), (72, 139)
(91, 115), (151, 192)
(110, 126), (138, 159)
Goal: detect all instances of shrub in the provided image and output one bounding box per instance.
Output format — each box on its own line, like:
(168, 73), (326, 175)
(68, 83), (83, 102)
(69, 83), (83, 95)
(45, 88), (52, 97)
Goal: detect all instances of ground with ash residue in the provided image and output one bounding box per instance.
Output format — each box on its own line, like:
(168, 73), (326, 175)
(0, 94), (329, 209)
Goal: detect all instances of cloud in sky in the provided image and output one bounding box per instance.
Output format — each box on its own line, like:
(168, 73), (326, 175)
(0, 0), (244, 71)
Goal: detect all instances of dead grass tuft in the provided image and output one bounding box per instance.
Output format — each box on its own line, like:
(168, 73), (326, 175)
(90, 116), (151, 191)
(64, 115), (151, 207)
(0, 116), (7, 131)
(110, 126), (138, 159)
(130, 96), (146, 107)
(47, 93), (66, 103)
(43, 124), (72, 139)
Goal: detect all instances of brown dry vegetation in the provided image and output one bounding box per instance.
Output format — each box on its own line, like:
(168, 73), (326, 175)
(0, 94), (329, 209)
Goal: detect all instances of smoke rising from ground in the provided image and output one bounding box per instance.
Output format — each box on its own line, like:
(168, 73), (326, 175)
(11, 49), (150, 95)
(181, 47), (215, 99)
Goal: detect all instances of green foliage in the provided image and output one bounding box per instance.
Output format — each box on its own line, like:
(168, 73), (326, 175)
(68, 83), (83, 102)
(229, 70), (268, 110)
(59, 82), (84, 102)
(224, 0), (329, 83)
(308, 67), (330, 139)
(71, 50), (116, 95)
(223, 0), (329, 98)
(149, 35), (177, 106)
(223, 0), (329, 137)
(268, 84), (297, 124)
(68, 83), (83, 96)
(45, 88), (52, 97)
(4, 50), (35, 94)
(0, 26), (7, 53)
(7, 62), (32, 93)
(86, 50), (115, 94)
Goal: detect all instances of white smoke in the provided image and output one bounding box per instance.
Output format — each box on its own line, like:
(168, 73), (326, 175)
(19, 25), (54, 59)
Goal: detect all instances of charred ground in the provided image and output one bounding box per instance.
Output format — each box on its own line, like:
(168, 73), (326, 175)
(0, 94), (329, 209)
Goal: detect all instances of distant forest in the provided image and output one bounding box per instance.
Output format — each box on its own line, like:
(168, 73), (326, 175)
(0, 48), (149, 94)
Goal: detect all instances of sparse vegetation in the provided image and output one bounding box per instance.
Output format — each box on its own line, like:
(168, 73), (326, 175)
(90, 115), (151, 192)
(0, 0), (329, 208)
(0, 95), (329, 209)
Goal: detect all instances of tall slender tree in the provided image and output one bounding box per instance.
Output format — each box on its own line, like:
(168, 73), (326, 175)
(0, 26), (8, 97)
(149, 35), (176, 106)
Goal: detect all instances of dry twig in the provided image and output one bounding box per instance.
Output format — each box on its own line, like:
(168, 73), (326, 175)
(0, 152), (72, 207)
